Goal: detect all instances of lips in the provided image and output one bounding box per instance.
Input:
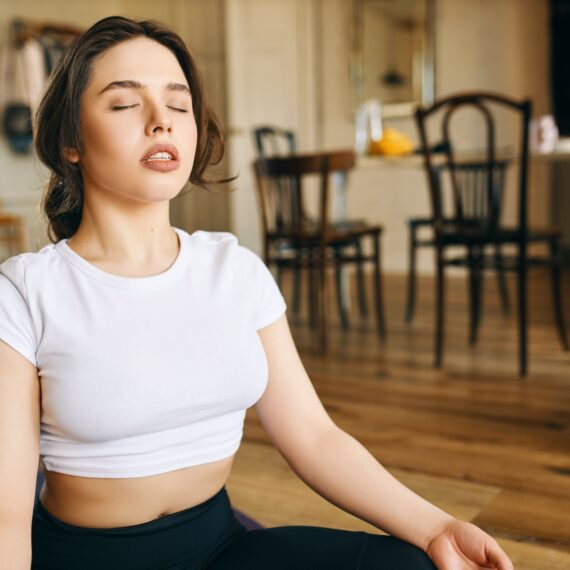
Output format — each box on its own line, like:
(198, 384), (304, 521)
(141, 143), (180, 162)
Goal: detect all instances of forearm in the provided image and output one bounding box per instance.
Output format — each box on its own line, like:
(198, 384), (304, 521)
(0, 521), (31, 570)
(285, 424), (454, 551)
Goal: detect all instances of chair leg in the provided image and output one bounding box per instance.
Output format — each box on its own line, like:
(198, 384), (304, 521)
(517, 243), (528, 377)
(468, 245), (483, 345)
(549, 238), (569, 351)
(494, 244), (510, 315)
(475, 247), (484, 341)
(468, 246), (476, 345)
(318, 245), (328, 353)
(334, 249), (350, 330)
(292, 262), (302, 316)
(309, 250), (318, 330)
(405, 225), (418, 323)
(435, 246), (445, 368)
(372, 232), (386, 340)
(355, 240), (368, 318)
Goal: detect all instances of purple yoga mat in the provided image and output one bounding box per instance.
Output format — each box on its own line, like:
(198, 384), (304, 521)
(34, 470), (263, 530)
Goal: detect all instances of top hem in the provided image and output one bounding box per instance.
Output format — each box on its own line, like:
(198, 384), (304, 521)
(40, 446), (240, 479)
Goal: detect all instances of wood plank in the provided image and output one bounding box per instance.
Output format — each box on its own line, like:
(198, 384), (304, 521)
(472, 489), (570, 550)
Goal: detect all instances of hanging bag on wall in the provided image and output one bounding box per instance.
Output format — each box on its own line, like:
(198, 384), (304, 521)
(3, 103), (33, 154)
(1, 29), (34, 154)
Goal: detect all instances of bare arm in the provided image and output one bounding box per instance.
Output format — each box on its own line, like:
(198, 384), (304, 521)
(0, 340), (41, 569)
(255, 315), (513, 569)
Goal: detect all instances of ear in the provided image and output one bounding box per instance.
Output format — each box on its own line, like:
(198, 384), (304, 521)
(63, 147), (80, 163)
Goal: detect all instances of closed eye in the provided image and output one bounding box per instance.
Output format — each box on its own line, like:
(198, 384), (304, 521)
(111, 105), (189, 113)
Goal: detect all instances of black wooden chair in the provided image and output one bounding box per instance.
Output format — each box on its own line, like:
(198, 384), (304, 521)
(253, 150), (386, 351)
(0, 212), (26, 261)
(252, 126), (369, 329)
(405, 159), (511, 324)
(414, 91), (568, 376)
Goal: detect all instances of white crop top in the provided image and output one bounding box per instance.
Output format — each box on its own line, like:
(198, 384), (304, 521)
(0, 228), (287, 478)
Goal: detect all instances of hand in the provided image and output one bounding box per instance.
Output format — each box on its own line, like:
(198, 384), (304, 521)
(426, 519), (514, 569)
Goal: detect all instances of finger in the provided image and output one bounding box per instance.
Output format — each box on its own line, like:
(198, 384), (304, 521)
(484, 539), (514, 570)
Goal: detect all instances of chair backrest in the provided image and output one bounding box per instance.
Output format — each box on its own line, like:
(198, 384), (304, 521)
(415, 92), (531, 236)
(253, 150), (355, 249)
(252, 126), (296, 157)
(431, 159), (510, 226)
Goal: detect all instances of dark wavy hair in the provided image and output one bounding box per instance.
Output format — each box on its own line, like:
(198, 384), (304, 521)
(34, 15), (232, 242)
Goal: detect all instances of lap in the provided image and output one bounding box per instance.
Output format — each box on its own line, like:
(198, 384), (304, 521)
(207, 526), (436, 570)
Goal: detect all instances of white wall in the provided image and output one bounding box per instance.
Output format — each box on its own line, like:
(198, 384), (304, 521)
(224, 0), (318, 253)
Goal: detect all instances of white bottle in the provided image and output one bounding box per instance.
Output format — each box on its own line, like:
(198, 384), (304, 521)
(355, 99), (383, 155)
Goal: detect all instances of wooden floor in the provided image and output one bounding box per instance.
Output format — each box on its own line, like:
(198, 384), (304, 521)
(226, 269), (570, 570)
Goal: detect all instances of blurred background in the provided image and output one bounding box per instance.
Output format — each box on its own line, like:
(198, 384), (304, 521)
(0, 0), (565, 265)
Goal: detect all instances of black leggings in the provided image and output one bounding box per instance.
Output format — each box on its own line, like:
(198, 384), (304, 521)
(31, 486), (436, 569)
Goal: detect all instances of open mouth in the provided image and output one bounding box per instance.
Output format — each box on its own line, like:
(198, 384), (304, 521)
(145, 151), (174, 161)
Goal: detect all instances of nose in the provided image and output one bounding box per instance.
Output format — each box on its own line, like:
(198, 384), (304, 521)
(145, 104), (173, 136)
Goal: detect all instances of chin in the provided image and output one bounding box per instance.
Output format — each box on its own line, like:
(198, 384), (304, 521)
(134, 179), (188, 201)
(142, 188), (184, 203)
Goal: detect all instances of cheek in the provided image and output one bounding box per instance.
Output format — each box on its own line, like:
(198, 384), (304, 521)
(82, 113), (135, 159)
(183, 120), (198, 169)
(186, 118), (198, 151)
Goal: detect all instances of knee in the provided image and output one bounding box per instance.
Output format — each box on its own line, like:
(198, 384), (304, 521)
(359, 535), (436, 570)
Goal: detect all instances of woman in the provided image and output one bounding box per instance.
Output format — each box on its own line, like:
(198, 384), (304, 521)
(0, 16), (514, 570)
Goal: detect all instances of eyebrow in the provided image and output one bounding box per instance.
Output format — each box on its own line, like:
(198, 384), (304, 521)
(97, 80), (191, 96)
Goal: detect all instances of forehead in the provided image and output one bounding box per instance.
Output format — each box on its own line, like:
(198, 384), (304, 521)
(88, 37), (188, 92)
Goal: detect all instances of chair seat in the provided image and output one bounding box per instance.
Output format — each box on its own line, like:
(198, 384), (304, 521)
(408, 216), (461, 227)
(268, 220), (382, 267)
(268, 220), (382, 246)
(445, 253), (552, 270)
(439, 225), (561, 245)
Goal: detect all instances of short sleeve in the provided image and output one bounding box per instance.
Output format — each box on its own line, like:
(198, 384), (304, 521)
(243, 248), (287, 330)
(0, 273), (38, 366)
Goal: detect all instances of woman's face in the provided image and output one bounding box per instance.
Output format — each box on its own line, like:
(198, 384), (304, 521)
(70, 37), (197, 205)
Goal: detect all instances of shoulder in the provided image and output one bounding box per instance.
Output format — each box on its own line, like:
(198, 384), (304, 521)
(0, 243), (59, 292)
(188, 230), (239, 252)
(187, 230), (285, 329)
(188, 230), (263, 269)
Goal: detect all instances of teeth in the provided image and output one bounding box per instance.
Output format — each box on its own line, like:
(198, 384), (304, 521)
(147, 151), (173, 160)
